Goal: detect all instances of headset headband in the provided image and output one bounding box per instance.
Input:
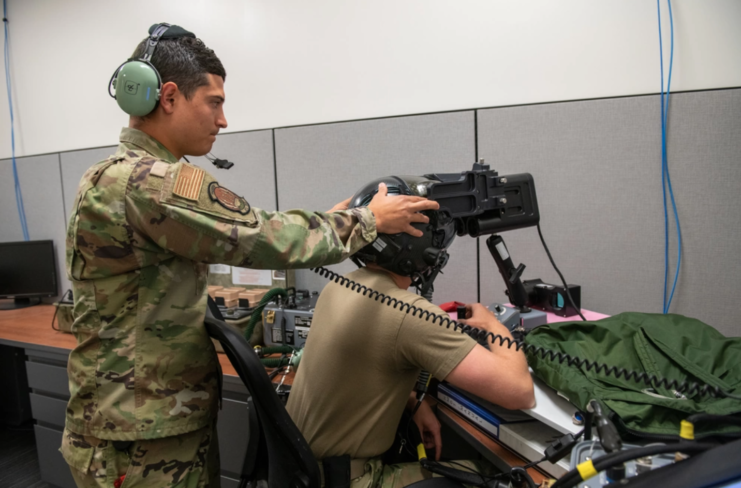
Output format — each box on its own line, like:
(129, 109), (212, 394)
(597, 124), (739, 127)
(139, 23), (171, 63)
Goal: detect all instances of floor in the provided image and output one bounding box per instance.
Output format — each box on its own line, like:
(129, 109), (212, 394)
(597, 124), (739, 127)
(0, 423), (49, 488)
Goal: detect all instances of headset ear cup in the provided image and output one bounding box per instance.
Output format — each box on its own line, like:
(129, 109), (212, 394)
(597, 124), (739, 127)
(109, 61), (128, 99)
(113, 61), (162, 116)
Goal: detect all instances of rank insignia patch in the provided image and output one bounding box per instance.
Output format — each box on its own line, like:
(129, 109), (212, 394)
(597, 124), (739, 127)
(208, 182), (251, 215)
(173, 165), (205, 201)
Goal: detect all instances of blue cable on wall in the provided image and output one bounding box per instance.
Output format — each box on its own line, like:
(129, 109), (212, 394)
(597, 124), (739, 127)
(657, 0), (682, 314)
(4, 0), (29, 241)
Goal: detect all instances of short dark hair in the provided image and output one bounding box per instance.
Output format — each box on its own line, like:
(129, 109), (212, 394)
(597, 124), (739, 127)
(132, 37), (226, 99)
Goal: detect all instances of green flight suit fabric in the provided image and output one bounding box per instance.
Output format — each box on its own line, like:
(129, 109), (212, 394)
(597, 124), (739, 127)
(64, 127), (377, 441)
(524, 312), (741, 438)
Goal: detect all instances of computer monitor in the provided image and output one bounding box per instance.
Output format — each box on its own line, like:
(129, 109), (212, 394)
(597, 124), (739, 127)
(0, 240), (58, 310)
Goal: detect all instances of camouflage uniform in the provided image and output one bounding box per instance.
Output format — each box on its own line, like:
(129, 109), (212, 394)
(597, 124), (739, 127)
(62, 424), (219, 488)
(62, 127), (376, 485)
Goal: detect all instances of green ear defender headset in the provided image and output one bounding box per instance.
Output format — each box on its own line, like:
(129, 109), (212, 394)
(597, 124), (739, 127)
(109, 23), (194, 116)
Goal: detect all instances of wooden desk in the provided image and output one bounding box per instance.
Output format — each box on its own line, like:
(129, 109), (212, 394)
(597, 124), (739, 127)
(0, 304), (77, 350)
(0, 304), (293, 385)
(0, 305), (557, 486)
(437, 404), (551, 484)
(0, 304), (288, 488)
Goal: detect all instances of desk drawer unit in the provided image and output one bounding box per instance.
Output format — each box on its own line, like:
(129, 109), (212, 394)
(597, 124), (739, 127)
(26, 361), (70, 397)
(31, 397), (250, 488)
(218, 397), (252, 481)
(30, 392), (68, 428)
(24, 350), (73, 488)
(19, 345), (255, 487)
(34, 424), (78, 488)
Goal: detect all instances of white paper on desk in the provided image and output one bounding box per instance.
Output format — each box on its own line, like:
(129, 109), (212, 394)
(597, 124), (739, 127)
(209, 264), (231, 274)
(523, 374), (582, 435)
(232, 267), (272, 286)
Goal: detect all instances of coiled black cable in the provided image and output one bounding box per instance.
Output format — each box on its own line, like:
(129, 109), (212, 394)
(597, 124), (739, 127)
(311, 266), (741, 401)
(685, 413), (741, 428)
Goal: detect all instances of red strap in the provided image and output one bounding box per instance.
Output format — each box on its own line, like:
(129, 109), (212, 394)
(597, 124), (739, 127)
(114, 475), (126, 488)
(439, 301), (466, 312)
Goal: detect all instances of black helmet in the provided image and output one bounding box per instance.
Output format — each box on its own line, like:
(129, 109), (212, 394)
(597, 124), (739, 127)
(349, 175), (457, 296)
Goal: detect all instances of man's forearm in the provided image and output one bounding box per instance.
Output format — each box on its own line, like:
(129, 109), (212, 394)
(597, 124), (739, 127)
(484, 321), (531, 377)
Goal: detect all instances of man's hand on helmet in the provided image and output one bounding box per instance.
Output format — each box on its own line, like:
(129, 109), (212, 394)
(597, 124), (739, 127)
(368, 183), (440, 237)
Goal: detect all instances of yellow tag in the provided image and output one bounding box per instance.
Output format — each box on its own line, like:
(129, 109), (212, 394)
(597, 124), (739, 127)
(173, 164), (205, 201)
(416, 443), (427, 461)
(577, 459), (598, 480)
(680, 420), (695, 440)
(265, 310), (275, 324)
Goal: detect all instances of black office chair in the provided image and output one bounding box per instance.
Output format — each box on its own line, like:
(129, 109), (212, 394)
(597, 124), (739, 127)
(205, 310), (321, 488)
(205, 302), (464, 488)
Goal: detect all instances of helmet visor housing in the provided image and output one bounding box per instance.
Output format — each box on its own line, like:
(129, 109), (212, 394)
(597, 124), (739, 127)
(349, 175), (457, 285)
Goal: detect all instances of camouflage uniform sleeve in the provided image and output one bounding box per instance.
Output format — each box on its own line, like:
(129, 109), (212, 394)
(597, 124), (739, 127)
(125, 159), (376, 269)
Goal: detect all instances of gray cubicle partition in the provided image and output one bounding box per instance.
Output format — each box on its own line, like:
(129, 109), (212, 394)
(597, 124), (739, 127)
(188, 129), (277, 212)
(0, 154), (70, 298)
(1, 88), (740, 334)
(274, 111), (479, 304)
(60, 146), (118, 220)
(477, 89), (741, 336)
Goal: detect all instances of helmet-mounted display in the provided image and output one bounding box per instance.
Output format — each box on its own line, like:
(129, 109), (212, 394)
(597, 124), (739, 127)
(348, 162), (540, 297)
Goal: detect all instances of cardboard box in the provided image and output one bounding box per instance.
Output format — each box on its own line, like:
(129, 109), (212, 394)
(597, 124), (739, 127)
(238, 288), (269, 307)
(223, 286), (245, 293)
(250, 288), (269, 300)
(207, 286), (224, 299)
(214, 287), (242, 306)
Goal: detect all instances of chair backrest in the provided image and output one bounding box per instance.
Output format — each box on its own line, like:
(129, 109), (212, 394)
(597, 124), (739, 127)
(205, 314), (321, 488)
(207, 295), (226, 321)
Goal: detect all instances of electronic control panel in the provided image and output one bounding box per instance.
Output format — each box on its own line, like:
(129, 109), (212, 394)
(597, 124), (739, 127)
(263, 290), (318, 348)
(569, 440), (675, 487)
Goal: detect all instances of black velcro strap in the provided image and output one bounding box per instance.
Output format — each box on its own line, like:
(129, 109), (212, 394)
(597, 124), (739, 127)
(323, 455), (351, 488)
(148, 23), (196, 39)
(111, 441), (133, 452)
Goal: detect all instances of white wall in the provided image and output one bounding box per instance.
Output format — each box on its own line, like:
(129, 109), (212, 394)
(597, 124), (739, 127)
(1, 0), (740, 159)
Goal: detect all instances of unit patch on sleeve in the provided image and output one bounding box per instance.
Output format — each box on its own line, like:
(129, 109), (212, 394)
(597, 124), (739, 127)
(208, 182), (251, 215)
(173, 164), (205, 201)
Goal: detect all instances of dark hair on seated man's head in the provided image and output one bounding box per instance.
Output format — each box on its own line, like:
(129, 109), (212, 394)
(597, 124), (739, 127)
(131, 36), (226, 100)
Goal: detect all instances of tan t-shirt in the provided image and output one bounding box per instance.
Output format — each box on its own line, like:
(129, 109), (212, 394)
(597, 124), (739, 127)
(286, 267), (476, 460)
